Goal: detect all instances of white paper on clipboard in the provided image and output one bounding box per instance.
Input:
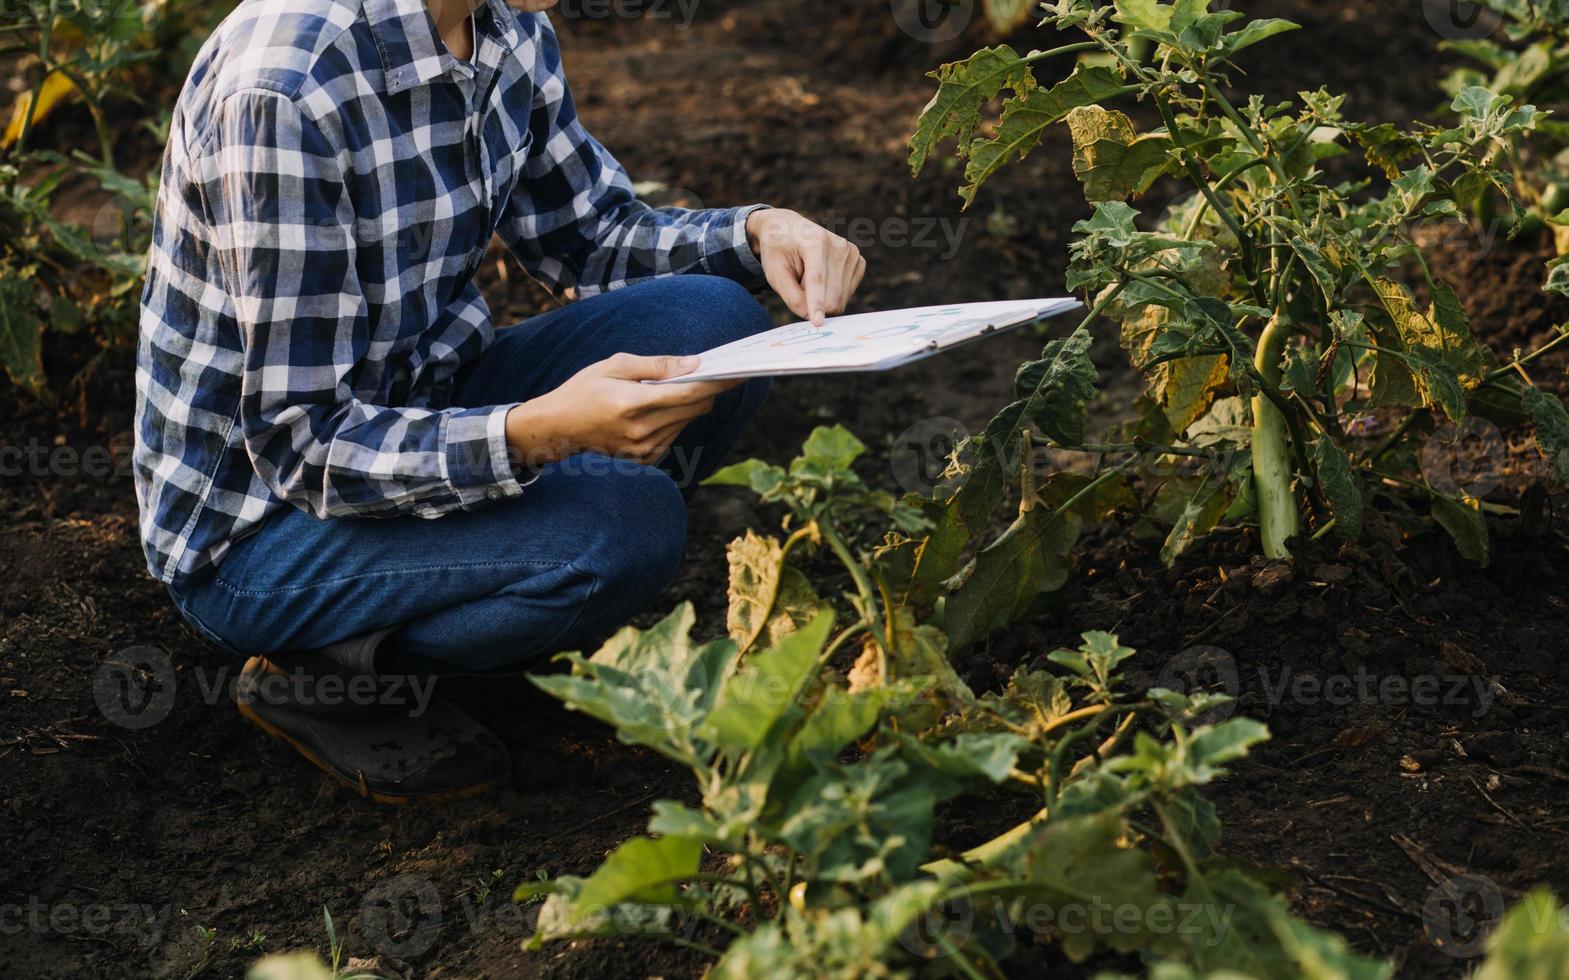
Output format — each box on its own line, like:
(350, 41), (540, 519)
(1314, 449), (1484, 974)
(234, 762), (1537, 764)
(644, 298), (1084, 384)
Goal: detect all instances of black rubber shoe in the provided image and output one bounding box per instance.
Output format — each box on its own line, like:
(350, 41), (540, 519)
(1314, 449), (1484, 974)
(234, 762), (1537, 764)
(235, 655), (510, 804)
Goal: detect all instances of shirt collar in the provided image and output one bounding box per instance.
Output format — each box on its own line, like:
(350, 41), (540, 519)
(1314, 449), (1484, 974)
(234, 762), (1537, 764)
(366, 0), (519, 95)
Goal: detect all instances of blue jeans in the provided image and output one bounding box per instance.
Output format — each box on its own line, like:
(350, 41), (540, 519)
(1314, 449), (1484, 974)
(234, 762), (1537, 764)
(168, 275), (772, 671)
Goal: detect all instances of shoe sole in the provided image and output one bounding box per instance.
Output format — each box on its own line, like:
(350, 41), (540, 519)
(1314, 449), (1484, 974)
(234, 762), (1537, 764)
(236, 698), (505, 805)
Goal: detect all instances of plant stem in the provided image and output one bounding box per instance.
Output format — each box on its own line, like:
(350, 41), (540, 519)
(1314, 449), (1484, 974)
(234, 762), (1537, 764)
(921, 811), (1046, 880)
(818, 522), (891, 656)
(1020, 40), (1105, 65)
(1072, 441), (1216, 459)
(1204, 80), (1306, 223)
(935, 935), (991, 980)
(1483, 328), (1569, 384)
(819, 622), (869, 666)
(1154, 94), (1254, 273)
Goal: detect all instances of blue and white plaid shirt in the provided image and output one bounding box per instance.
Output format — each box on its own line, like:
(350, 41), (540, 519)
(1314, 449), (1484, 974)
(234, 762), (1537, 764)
(134, 0), (767, 586)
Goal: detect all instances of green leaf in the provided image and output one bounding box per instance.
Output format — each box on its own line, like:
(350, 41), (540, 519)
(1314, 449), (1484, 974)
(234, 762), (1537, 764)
(703, 457), (783, 490)
(793, 425), (866, 475)
(530, 604), (739, 763)
(1218, 17), (1300, 57)
(790, 684), (888, 761)
(1111, 0), (1209, 36)
(960, 65), (1129, 205)
(1427, 280), (1489, 385)
(982, 0), (1036, 34)
(1183, 868), (1392, 979)
(1048, 630), (1137, 692)
(0, 269), (45, 397)
(1287, 236), (1340, 306)
(929, 325), (1099, 600)
(570, 835), (704, 923)
(1278, 344), (1318, 397)
(700, 611), (835, 751)
(1066, 105), (1174, 201)
(646, 800), (723, 841)
(1431, 492), (1490, 566)
(944, 505), (1082, 648)
(777, 749), (945, 882)
(1013, 326), (1101, 447)
(1523, 386), (1569, 483)
(1023, 812), (1182, 961)
(897, 731), (1029, 784)
(1310, 435), (1363, 541)
(887, 606), (974, 703)
(909, 45), (1038, 175)
(1453, 84), (1510, 123)
(1160, 475), (1234, 568)
(1475, 889), (1569, 980)
(1184, 718), (1271, 775)
(1406, 347), (1469, 424)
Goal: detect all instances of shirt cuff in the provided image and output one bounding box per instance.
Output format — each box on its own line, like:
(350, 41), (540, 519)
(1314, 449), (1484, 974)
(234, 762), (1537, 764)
(700, 204), (770, 289)
(443, 404), (533, 502)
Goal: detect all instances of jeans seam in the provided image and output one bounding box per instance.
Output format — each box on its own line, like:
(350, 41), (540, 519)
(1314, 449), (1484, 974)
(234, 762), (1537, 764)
(549, 560), (601, 648)
(169, 585), (241, 654)
(212, 559), (570, 598)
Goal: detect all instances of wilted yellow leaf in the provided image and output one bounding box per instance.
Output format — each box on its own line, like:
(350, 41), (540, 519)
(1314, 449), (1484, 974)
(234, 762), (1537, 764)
(3, 72), (80, 149)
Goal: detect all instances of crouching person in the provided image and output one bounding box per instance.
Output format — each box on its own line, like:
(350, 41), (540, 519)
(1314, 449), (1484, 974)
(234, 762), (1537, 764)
(133, 0), (864, 801)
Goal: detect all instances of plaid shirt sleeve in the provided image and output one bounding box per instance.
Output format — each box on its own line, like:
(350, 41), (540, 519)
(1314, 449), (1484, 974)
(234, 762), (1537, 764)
(205, 89), (526, 520)
(496, 15), (768, 295)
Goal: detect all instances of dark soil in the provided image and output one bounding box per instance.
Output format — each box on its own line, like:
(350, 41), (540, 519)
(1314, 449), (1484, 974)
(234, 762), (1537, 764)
(3, 2), (1567, 978)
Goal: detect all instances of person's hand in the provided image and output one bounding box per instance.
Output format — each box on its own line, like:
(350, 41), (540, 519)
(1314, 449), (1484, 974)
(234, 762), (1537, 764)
(746, 209), (866, 326)
(505, 354), (740, 466)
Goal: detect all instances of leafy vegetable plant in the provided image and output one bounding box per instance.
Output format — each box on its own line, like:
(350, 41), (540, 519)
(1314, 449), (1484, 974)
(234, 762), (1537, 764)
(910, 0), (1569, 578)
(515, 425), (1569, 976)
(520, 601), (1368, 976)
(0, 0), (231, 401)
(513, 426), (1365, 976)
(1439, 0), (1569, 249)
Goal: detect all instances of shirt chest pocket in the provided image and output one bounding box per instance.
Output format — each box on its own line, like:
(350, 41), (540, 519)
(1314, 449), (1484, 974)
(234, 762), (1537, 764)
(480, 105), (531, 231)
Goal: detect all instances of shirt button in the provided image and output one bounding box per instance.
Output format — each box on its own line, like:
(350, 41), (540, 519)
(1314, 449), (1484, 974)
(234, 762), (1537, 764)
(485, 487), (503, 500)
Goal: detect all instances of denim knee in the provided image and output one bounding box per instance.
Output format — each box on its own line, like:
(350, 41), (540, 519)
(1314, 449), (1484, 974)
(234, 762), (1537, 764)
(563, 457), (688, 617)
(628, 275), (773, 353)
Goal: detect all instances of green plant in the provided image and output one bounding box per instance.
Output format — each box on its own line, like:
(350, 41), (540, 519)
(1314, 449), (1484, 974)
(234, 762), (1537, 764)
(520, 605), (1390, 977)
(511, 425), (1375, 977)
(908, 0), (1569, 592)
(0, 0), (234, 401)
(513, 422), (1569, 976)
(244, 907), (384, 980)
(1440, 0), (1569, 248)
